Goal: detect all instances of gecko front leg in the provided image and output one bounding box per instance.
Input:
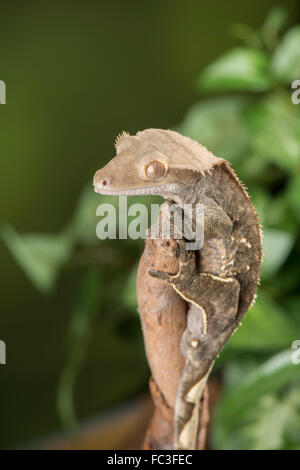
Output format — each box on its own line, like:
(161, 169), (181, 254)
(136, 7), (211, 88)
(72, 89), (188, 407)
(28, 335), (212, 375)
(149, 240), (240, 450)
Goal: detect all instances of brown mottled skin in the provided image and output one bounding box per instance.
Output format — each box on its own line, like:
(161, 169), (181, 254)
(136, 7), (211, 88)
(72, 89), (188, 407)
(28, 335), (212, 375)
(94, 129), (262, 450)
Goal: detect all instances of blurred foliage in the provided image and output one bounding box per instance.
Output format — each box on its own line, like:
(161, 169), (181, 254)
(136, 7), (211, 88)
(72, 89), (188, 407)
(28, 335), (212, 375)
(2, 7), (300, 449)
(56, 269), (102, 431)
(179, 6), (300, 449)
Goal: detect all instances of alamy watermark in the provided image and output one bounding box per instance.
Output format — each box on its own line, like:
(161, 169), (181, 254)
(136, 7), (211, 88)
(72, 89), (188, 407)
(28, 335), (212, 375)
(291, 80), (300, 104)
(96, 196), (204, 250)
(291, 340), (300, 365)
(0, 340), (6, 365)
(0, 80), (6, 104)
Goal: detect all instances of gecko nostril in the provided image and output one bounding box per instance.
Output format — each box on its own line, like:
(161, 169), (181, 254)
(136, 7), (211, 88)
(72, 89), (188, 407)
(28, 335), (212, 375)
(102, 178), (110, 187)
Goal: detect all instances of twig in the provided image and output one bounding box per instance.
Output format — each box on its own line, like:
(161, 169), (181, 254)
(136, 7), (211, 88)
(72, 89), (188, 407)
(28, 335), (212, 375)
(137, 237), (209, 449)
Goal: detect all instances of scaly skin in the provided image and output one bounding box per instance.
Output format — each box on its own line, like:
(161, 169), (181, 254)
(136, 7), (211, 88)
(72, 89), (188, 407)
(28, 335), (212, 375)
(94, 129), (262, 450)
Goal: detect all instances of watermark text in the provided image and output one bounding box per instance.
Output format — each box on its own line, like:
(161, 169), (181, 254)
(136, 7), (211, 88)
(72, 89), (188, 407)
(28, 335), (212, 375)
(291, 80), (300, 104)
(291, 340), (300, 365)
(0, 340), (6, 365)
(96, 196), (204, 250)
(0, 80), (6, 104)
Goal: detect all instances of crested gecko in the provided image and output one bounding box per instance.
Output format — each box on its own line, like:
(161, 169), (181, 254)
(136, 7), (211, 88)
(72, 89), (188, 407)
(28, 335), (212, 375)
(93, 129), (262, 450)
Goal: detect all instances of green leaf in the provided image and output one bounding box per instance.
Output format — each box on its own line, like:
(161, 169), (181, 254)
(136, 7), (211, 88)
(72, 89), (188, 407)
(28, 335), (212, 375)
(263, 195), (299, 235)
(261, 228), (294, 280)
(247, 395), (289, 449)
(230, 23), (262, 50)
(197, 48), (272, 92)
(245, 92), (300, 172)
(213, 350), (300, 449)
(0, 223), (72, 293)
(227, 291), (296, 352)
(57, 269), (101, 431)
(177, 97), (250, 163)
(260, 7), (288, 51)
(271, 26), (300, 82)
(244, 391), (300, 449)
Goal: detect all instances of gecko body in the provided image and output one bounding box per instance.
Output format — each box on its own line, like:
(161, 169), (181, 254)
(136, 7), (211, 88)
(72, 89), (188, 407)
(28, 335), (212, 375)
(94, 129), (262, 449)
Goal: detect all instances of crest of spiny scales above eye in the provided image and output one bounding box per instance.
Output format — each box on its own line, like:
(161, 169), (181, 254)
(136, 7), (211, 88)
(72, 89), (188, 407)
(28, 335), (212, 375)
(114, 131), (130, 149)
(136, 128), (225, 175)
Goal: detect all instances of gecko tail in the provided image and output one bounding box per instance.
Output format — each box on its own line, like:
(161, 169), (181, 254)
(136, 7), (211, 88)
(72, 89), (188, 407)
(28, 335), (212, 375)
(173, 363), (212, 450)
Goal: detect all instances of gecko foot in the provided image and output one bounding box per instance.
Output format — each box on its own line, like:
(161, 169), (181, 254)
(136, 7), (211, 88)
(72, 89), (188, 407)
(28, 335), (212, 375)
(148, 239), (197, 283)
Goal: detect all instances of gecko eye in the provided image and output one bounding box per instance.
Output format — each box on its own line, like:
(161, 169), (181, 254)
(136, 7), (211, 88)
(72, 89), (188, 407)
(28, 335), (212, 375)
(145, 160), (167, 180)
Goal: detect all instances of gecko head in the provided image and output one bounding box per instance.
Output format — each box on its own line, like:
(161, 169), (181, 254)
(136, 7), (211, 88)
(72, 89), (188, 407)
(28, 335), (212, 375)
(93, 129), (223, 201)
(93, 131), (186, 200)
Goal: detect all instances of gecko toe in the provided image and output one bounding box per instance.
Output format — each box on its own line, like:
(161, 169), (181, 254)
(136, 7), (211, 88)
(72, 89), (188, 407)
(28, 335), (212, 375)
(176, 239), (194, 262)
(148, 269), (173, 282)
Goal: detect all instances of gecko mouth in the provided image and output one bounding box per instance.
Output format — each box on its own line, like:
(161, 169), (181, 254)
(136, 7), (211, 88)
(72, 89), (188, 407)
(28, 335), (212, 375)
(93, 185), (170, 196)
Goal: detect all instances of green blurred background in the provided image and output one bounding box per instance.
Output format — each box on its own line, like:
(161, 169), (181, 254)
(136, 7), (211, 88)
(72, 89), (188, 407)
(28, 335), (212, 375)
(1, 0), (300, 450)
